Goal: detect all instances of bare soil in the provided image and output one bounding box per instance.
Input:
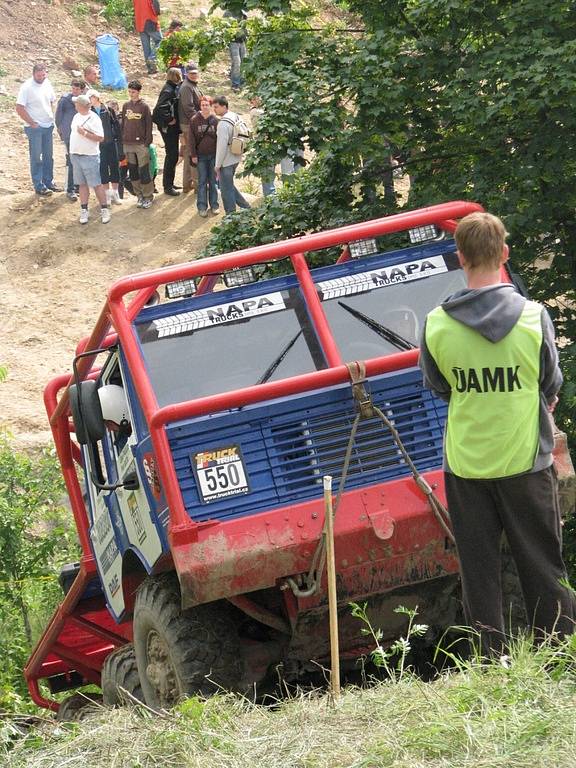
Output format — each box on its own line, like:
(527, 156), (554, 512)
(0, 0), (255, 447)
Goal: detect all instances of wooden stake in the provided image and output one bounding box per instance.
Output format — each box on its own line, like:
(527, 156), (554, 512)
(324, 474), (340, 699)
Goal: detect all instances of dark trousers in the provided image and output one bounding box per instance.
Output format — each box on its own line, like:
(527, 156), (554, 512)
(99, 141), (120, 184)
(445, 467), (575, 654)
(162, 127), (180, 191)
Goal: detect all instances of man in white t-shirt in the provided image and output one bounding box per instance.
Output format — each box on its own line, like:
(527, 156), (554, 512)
(16, 63), (60, 196)
(69, 94), (110, 224)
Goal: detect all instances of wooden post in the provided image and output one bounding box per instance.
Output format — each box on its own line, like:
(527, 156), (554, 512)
(324, 475), (340, 699)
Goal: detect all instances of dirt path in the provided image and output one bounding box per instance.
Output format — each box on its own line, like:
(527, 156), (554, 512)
(0, 0), (254, 447)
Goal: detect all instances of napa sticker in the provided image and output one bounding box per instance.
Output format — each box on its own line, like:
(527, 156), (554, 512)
(153, 292), (286, 337)
(192, 445), (250, 504)
(318, 255), (453, 299)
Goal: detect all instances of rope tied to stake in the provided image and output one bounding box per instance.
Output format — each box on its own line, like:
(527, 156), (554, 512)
(286, 361), (455, 598)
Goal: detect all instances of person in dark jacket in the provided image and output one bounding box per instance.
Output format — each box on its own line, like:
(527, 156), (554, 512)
(153, 68), (182, 196)
(177, 62), (203, 193)
(88, 89), (122, 205)
(55, 78), (86, 200)
(189, 96), (219, 216)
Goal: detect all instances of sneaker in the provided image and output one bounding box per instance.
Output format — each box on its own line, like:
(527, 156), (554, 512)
(101, 207), (111, 224)
(36, 186), (53, 196)
(66, 191), (78, 202)
(79, 208), (89, 225)
(45, 183), (62, 192)
(164, 188), (181, 197)
(198, 209), (208, 217)
(141, 197), (153, 209)
(111, 190), (122, 205)
(211, 207), (220, 215)
(136, 196), (145, 208)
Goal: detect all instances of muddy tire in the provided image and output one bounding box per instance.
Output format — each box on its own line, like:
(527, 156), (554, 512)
(133, 573), (243, 709)
(101, 643), (144, 706)
(56, 692), (103, 722)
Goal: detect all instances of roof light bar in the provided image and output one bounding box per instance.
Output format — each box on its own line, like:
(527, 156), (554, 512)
(223, 266), (257, 288)
(165, 278), (197, 299)
(408, 225), (443, 244)
(348, 238), (379, 259)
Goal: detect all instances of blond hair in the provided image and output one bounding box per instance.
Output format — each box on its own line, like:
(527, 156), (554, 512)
(455, 212), (508, 270)
(166, 67), (182, 84)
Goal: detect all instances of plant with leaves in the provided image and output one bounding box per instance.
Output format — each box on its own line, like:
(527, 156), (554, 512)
(0, 436), (79, 710)
(351, 602), (428, 681)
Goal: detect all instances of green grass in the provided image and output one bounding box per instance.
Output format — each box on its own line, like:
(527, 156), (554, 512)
(3, 635), (576, 767)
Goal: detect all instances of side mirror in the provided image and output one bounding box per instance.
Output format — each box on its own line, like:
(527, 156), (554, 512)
(69, 381), (106, 446)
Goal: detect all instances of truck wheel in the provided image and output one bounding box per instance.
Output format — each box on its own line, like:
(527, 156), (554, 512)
(101, 643), (144, 706)
(133, 574), (243, 709)
(56, 692), (103, 722)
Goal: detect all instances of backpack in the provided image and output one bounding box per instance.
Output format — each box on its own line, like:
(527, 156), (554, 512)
(223, 113), (251, 156)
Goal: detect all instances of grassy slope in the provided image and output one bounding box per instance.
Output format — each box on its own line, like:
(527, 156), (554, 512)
(4, 638), (576, 768)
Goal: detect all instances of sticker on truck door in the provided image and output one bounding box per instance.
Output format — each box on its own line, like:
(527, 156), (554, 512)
(192, 445), (250, 503)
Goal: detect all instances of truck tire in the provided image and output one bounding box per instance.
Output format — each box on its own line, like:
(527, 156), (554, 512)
(101, 643), (144, 706)
(56, 692), (103, 722)
(133, 573), (243, 709)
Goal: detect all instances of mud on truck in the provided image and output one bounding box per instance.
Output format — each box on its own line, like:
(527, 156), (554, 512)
(25, 202), (575, 715)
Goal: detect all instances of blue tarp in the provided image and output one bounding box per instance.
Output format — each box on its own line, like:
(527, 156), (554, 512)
(96, 34), (128, 90)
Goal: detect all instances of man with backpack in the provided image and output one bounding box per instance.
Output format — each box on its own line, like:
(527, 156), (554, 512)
(213, 95), (250, 214)
(178, 62), (203, 193)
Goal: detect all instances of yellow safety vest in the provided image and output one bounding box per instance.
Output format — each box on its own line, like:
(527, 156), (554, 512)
(425, 300), (543, 479)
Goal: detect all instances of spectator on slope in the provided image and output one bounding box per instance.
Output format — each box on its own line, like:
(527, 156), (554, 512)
(223, 7), (248, 91)
(121, 80), (154, 208)
(177, 62), (203, 193)
(87, 90), (122, 205)
(213, 95), (250, 214)
(133, 0), (162, 74)
(83, 65), (99, 88)
(55, 78), (86, 201)
(152, 68), (182, 197)
(15, 62), (60, 196)
(69, 94), (110, 224)
(106, 99), (130, 198)
(189, 96), (219, 216)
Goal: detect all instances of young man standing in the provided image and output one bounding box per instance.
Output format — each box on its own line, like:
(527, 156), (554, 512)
(122, 81), (154, 208)
(16, 63), (60, 196)
(69, 94), (110, 224)
(55, 78), (86, 201)
(420, 211), (575, 654)
(213, 95), (250, 215)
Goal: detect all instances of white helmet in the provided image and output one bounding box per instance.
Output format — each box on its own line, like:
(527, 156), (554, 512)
(98, 384), (130, 427)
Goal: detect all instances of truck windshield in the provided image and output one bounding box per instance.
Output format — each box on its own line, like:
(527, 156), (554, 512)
(136, 250), (466, 407)
(319, 251), (466, 361)
(136, 288), (326, 407)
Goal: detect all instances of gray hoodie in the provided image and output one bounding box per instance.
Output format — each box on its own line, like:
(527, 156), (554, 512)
(419, 283), (562, 474)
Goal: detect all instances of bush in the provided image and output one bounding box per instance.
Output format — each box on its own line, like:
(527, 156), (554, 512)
(101, 0), (134, 32)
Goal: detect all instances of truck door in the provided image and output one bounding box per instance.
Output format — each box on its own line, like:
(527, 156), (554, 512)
(85, 354), (164, 621)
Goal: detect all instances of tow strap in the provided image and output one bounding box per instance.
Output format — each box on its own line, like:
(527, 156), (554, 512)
(287, 361), (455, 598)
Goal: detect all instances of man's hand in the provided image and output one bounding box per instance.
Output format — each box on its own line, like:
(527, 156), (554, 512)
(191, 156), (198, 165)
(547, 395), (559, 413)
(215, 167), (220, 181)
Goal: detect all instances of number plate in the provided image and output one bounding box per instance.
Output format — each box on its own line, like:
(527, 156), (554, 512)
(192, 444), (250, 504)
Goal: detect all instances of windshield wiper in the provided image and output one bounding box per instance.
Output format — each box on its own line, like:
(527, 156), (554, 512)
(338, 301), (416, 351)
(257, 330), (303, 385)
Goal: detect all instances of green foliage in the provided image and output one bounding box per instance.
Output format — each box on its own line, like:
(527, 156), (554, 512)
(158, 18), (242, 69)
(351, 602), (428, 680)
(0, 436), (79, 711)
(101, 0), (134, 31)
